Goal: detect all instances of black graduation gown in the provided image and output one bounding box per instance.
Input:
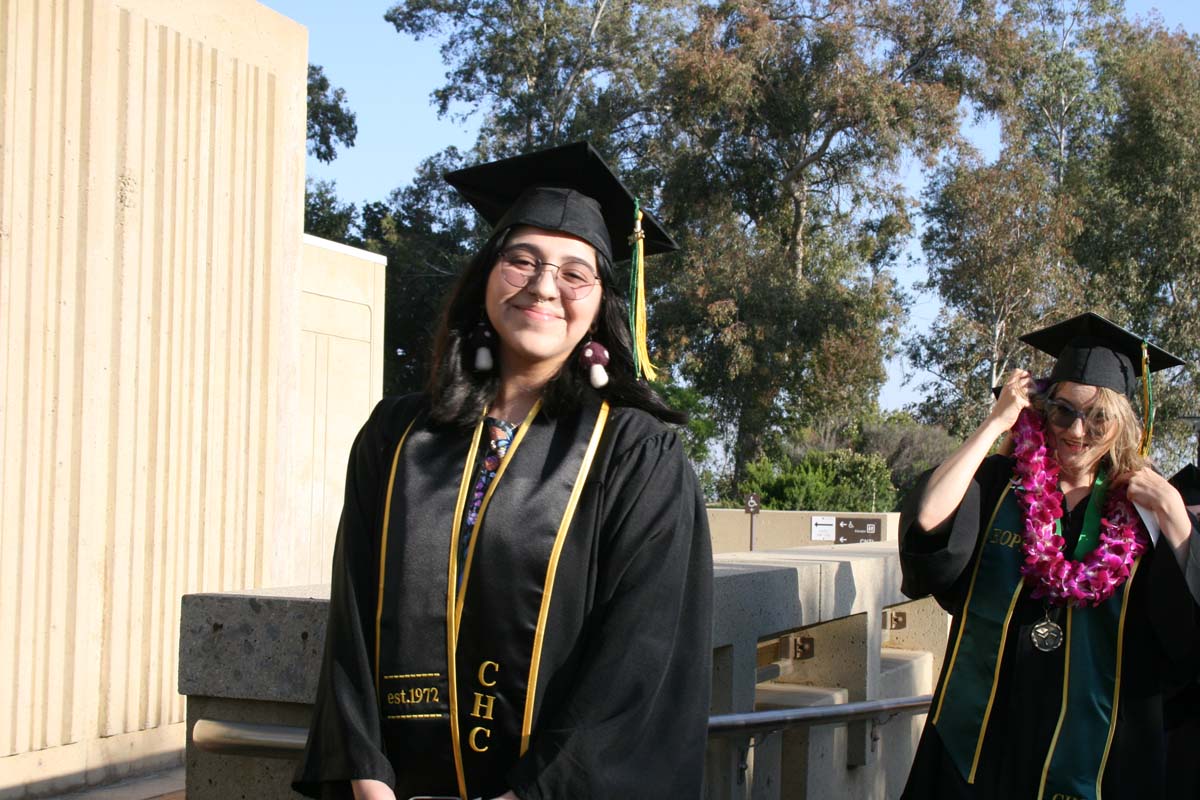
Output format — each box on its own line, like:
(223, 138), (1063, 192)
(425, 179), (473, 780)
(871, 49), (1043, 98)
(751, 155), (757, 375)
(899, 454), (1200, 800)
(292, 394), (714, 800)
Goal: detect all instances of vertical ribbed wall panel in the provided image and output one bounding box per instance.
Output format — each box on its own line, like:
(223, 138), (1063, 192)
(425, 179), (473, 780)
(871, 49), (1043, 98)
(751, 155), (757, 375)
(0, 0), (94, 757)
(0, 0), (306, 770)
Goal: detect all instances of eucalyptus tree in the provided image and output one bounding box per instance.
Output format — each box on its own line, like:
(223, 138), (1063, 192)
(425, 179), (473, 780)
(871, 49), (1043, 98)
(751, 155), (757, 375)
(651, 0), (976, 479)
(907, 150), (1080, 436)
(906, 0), (1123, 433)
(1073, 24), (1200, 457)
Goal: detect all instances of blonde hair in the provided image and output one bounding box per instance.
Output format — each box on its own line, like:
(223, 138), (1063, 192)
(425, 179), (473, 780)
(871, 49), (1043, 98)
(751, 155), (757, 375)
(1035, 384), (1147, 476)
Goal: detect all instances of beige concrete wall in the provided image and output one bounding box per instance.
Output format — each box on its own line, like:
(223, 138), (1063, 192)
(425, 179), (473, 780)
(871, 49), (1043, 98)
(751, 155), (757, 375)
(0, 0), (309, 793)
(290, 235), (386, 588)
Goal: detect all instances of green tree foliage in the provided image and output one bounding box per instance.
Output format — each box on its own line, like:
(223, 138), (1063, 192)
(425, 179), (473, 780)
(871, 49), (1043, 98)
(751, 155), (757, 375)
(651, 379), (722, 496)
(653, 0), (972, 478)
(304, 178), (361, 244)
(908, 151), (1079, 435)
(361, 151), (479, 395)
(304, 66), (360, 243)
(660, 0), (965, 278)
(307, 64), (358, 164)
(906, 1), (1130, 437)
(979, 0), (1124, 187)
(858, 412), (959, 500)
(384, 0), (688, 157)
(1072, 24), (1200, 448)
(739, 449), (897, 512)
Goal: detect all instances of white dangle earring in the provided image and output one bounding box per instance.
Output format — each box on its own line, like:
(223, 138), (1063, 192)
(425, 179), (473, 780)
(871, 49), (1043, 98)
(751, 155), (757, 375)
(471, 320), (494, 372)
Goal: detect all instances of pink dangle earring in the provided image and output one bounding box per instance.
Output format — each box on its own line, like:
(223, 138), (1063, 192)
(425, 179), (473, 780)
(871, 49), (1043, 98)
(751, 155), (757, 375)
(470, 321), (494, 372)
(580, 340), (610, 388)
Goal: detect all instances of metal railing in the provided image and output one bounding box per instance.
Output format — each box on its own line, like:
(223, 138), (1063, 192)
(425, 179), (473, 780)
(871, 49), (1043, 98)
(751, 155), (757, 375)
(191, 694), (933, 758)
(706, 694), (932, 738)
(192, 719), (309, 759)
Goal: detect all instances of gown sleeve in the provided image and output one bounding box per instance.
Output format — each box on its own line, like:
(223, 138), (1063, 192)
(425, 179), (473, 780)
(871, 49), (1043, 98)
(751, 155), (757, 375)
(293, 398), (414, 799)
(504, 428), (714, 800)
(1141, 513), (1200, 671)
(898, 454), (1013, 605)
(1186, 516), (1200, 603)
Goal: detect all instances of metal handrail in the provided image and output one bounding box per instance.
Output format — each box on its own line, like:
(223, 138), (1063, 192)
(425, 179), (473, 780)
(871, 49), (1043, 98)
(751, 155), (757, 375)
(707, 694), (932, 738)
(191, 695), (933, 758)
(192, 719), (309, 759)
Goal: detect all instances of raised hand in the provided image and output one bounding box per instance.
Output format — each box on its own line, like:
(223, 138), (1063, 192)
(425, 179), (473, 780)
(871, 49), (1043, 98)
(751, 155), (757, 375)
(988, 369), (1036, 431)
(1111, 467), (1193, 566)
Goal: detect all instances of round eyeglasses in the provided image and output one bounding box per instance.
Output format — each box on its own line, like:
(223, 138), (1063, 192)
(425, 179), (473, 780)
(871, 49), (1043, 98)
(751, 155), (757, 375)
(1045, 398), (1111, 438)
(497, 248), (600, 300)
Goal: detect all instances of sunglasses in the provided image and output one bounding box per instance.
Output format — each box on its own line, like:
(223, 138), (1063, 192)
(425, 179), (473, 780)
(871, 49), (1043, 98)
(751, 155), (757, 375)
(1044, 398), (1111, 438)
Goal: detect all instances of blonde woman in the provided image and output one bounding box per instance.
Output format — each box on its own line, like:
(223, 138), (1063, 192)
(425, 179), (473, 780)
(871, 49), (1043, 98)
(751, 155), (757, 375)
(899, 313), (1200, 800)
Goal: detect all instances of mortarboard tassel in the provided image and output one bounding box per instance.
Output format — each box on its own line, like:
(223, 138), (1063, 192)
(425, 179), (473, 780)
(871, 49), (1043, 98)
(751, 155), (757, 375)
(1140, 340), (1154, 457)
(629, 200), (658, 381)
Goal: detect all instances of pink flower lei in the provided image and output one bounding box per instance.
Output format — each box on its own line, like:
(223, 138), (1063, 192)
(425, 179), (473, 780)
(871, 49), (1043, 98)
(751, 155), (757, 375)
(1011, 408), (1149, 607)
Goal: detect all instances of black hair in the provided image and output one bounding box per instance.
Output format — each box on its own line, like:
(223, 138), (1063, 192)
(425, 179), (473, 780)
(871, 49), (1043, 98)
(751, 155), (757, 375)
(426, 228), (685, 427)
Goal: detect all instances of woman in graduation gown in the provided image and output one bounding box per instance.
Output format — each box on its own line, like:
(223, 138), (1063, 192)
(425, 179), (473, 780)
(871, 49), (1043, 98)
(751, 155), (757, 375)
(898, 313), (1200, 800)
(293, 142), (713, 800)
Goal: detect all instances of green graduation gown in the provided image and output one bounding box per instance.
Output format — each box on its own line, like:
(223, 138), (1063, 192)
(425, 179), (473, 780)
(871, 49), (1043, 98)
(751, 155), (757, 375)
(899, 454), (1200, 799)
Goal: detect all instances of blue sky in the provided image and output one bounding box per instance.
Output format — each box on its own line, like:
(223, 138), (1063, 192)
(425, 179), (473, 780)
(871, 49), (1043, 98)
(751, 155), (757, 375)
(262, 0), (1200, 410)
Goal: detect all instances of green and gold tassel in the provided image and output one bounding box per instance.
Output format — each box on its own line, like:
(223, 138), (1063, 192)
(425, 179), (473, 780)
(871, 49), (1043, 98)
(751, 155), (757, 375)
(1140, 341), (1155, 457)
(628, 200), (657, 381)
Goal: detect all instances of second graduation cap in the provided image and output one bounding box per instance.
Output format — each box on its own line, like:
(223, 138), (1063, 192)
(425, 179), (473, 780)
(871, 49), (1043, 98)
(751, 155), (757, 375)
(443, 141), (678, 264)
(1018, 312), (1184, 398)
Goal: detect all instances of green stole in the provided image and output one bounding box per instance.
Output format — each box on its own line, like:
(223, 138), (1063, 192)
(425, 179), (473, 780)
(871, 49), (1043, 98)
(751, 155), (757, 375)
(373, 397), (609, 800)
(931, 482), (1142, 800)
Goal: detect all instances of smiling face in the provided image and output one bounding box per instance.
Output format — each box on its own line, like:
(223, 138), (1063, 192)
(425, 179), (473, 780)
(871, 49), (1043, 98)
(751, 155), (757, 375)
(484, 225), (603, 381)
(1044, 382), (1118, 477)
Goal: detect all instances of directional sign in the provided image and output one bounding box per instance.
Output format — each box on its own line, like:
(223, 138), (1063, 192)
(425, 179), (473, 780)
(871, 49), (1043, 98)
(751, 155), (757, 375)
(811, 515), (836, 542)
(834, 516), (883, 543)
(744, 493), (761, 515)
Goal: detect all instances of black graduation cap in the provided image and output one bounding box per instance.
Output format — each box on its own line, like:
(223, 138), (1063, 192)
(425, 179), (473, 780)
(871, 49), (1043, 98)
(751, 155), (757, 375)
(1018, 312), (1184, 398)
(1169, 464), (1200, 506)
(443, 141), (678, 263)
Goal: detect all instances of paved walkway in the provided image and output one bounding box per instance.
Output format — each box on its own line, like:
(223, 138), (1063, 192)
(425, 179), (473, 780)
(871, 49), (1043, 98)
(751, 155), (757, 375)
(51, 767), (184, 799)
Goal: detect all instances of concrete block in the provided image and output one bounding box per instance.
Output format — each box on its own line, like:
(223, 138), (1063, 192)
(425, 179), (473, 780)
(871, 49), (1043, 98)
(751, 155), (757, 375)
(882, 596), (951, 679)
(773, 614), (872, 766)
(756, 683), (846, 800)
(709, 563), (822, 800)
(178, 588), (329, 703)
(711, 562), (825, 650)
(293, 236), (387, 589)
(879, 649), (932, 699)
(707, 642), (745, 800)
(879, 650), (932, 800)
(747, 729), (781, 800)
